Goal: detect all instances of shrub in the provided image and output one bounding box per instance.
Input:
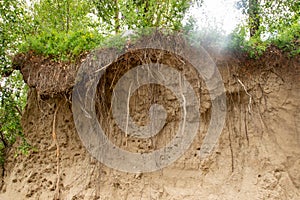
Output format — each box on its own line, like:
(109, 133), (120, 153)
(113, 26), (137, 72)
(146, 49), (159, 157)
(20, 30), (104, 61)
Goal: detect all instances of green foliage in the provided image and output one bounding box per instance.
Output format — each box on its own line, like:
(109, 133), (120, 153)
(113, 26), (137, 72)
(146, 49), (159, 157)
(20, 30), (104, 60)
(0, 0), (30, 164)
(18, 0), (105, 61)
(236, 0), (261, 36)
(234, 0), (299, 57)
(20, 0), (201, 60)
(0, 0), (29, 75)
(228, 26), (268, 58)
(0, 71), (28, 164)
(228, 21), (299, 58)
(100, 34), (128, 51)
(271, 21), (300, 56)
(261, 0), (298, 34)
(236, 0), (298, 36)
(99, 28), (167, 51)
(185, 28), (226, 49)
(14, 139), (37, 158)
(184, 16), (227, 48)
(92, 0), (202, 33)
(32, 0), (93, 33)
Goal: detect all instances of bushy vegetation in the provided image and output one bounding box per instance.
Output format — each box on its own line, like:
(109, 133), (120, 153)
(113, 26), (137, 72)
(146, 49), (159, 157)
(20, 30), (104, 61)
(0, 0), (30, 165)
(229, 0), (300, 57)
(0, 71), (28, 165)
(229, 19), (299, 58)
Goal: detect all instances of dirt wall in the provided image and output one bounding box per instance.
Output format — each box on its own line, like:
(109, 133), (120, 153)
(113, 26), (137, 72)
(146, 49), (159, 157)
(0, 48), (299, 200)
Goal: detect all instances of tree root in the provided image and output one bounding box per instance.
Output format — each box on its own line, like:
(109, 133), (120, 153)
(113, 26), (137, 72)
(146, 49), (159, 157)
(52, 103), (61, 200)
(236, 78), (253, 114)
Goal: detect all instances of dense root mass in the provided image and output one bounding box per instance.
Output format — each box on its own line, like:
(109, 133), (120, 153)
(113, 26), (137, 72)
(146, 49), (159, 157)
(1, 35), (300, 199)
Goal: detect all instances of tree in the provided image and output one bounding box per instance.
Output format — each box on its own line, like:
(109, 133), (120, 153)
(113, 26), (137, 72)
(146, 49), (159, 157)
(92, 0), (203, 33)
(32, 0), (93, 34)
(261, 0), (299, 34)
(236, 0), (261, 37)
(0, 0), (29, 164)
(0, 0), (29, 76)
(236, 0), (299, 38)
(248, 0), (260, 37)
(21, 0), (105, 60)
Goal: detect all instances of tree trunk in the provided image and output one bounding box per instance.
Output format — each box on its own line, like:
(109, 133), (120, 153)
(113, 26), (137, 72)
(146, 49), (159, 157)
(249, 0), (260, 37)
(114, 0), (120, 34)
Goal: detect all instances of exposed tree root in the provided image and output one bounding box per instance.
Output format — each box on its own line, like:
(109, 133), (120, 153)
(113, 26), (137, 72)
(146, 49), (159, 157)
(244, 109), (249, 146)
(227, 119), (234, 172)
(236, 78), (253, 114)
(52, 103), (61, 200)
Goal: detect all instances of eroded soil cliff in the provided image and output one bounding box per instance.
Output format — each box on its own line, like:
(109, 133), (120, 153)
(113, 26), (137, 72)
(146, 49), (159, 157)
(0, 45), (299, 200)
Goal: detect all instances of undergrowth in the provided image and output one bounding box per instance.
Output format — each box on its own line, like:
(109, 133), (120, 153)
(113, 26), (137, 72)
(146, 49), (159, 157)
(0, 71), (29, 165)
(19, 24), (300, 62)
(228, 21), (300, 58)
(19, 30), (105, 61)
